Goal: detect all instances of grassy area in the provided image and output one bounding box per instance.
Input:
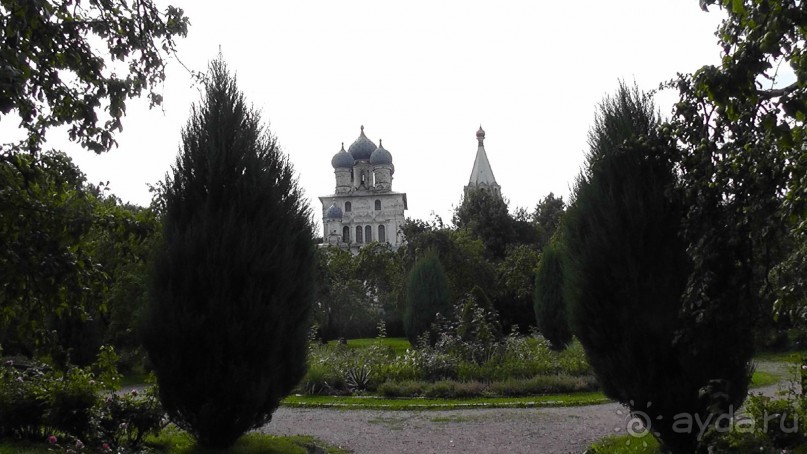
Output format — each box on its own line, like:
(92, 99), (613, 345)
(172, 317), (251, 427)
(282, 391), (609, 410)
(587, 433), (660, 454)
(326, 337), (411, 355)
(0, 428), (348, 454)
(145, 426), (348, 453)
(750, 369), (782, 387)
(755, 349), (807, 364)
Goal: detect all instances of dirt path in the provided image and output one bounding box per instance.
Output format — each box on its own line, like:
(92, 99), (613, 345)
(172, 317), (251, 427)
(260, 362), (797, 454)
(261, 403), (624, 454)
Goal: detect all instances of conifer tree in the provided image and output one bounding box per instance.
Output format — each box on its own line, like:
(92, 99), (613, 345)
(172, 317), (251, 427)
(533, 240), (571, 350)
(141, 57), (315, 449)
(562, 82), (752, 453)
(404, 250), (451, 345)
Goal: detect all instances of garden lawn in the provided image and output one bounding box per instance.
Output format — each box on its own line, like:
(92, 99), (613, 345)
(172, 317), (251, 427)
(326, 337), (411, 355)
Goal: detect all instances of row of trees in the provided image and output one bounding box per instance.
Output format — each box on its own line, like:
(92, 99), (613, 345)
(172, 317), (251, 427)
(5, 0), (807, 450)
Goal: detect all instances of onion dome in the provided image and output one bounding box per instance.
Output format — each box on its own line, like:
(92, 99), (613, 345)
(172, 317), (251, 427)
(370, 139), (393, 165)
(348, 125), (377, 160)
(331, 142), (355, 169)
(324, 202), (343, 220)
(476, 125), (485, 145)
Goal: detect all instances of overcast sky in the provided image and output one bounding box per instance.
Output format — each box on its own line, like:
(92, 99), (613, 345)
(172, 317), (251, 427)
(47, 1), (726, 231)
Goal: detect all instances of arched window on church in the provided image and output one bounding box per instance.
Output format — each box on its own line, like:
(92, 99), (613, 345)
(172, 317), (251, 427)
(342, 226), (350, 243)
(365, 225), (372, 242)
(375, 199), (381, 211)
(345, 201), (351, 212)
(356, 226), (363, 244)
(378, 225), (386, 243)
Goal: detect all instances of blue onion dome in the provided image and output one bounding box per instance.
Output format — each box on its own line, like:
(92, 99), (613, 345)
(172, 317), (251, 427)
(370, 139), (393, 165)
(331, 142), (355, 169)
(348, 125), (377, 160)
(324, 202), (343, 219)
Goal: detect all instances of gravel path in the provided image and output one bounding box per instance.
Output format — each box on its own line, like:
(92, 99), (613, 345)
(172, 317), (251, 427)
(261, 403), (624, 454)
(260, 362), (797, 454)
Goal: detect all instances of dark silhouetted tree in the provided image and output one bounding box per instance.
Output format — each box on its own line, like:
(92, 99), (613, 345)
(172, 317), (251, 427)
(563, 82), (751, 453)
(533, 240), (571, 350)
(141, 57), (315, 449)
(453, 188), (514, 260)
(532, 193), (565, 249)
(404, 250), (451, 345)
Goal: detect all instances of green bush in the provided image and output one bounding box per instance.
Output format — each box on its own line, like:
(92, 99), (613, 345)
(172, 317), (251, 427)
(0, 362), (48, 439)
(46, 368), (99, 441)
(404, 250), (452, 345)
(533, 240), (572, 350)
(0, 350), (162, 451)
(376, 380), (427, 398)
(98, 387), (164, 448)
(142, 58), (315, 449)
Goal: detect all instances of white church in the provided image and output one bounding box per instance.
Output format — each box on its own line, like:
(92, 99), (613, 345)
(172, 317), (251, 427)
(319, 126), (409, 252)
(319, 125), (499, 252)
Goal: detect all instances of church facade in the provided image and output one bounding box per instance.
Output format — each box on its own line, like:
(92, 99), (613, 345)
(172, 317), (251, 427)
(319, 126), (408, 252)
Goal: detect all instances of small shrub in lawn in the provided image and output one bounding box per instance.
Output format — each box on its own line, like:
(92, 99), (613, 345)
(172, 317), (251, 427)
(0, 361), (48, 439)
(46, 368), (100, 441)
(98, 386), (165, 448)
(377, 380), (427, 398)
(488, 375), (598, 397)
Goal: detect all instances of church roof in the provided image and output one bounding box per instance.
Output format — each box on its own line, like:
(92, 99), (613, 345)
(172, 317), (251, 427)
(370, 139), (393, 165)
(331, 143), (355, 169)
(468, 126), (498, 187)
(348, 125), (377, 160)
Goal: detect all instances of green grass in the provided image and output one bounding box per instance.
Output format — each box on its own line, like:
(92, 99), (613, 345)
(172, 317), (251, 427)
(587, 433), (660, 454)
(750, 369), (781, 387)
(326, 337), (411, 355)
(145, 426), (348, 453)
(0, 428), (347, 454)
(281, 391), (609, 410)
(755, 349), (807, 364)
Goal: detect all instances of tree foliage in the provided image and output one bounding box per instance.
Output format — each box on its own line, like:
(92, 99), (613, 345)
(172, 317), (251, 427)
(404, 250), (451, 345)
(533, 240), (571, 350)
(1, 0), (189, 153)
(141, 58), (315, 448)
(564, 83), (751, 453)
(532, 192), (565, 248)
(453, 188), (515, 260)
(0, 150), (100, 358)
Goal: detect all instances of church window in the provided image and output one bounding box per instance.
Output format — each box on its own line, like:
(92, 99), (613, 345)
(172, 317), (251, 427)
(342, 226), (350, 243)
(356, 226), (363, 243)
(345, 201), (351, 212)
(375, 200), (381, 211)
(365, 225), (372, 242)
(378, 225), (386, 243)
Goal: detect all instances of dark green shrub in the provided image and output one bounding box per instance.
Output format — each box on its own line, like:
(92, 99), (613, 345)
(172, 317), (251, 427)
(563, 82), (751, 453)
(533, 241), (572, 350)
(98, 387), (164, 448)
(404, 250), (451, 345)
(142, 57), (315, 449)
(46, 368), (99, 441)
(376, 380), (426, 398)
(0, 363), (48, 438)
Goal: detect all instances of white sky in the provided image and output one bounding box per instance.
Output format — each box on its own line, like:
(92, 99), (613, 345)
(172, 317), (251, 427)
(29, 1), (728, 231)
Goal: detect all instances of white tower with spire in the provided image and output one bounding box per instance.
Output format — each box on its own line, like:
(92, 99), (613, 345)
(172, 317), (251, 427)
(465, 126), (501, 198)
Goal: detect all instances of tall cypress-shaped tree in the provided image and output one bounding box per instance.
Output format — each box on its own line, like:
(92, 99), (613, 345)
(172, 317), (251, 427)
(533, 240), (571, 351)
(141, 57), (315, 449)
(404, 250), (451, 345)
(562, 82), (751, 453)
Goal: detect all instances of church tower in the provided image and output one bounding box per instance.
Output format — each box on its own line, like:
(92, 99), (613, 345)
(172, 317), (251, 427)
(465, 126), (501, 197)
(319, 126), (408, 253)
